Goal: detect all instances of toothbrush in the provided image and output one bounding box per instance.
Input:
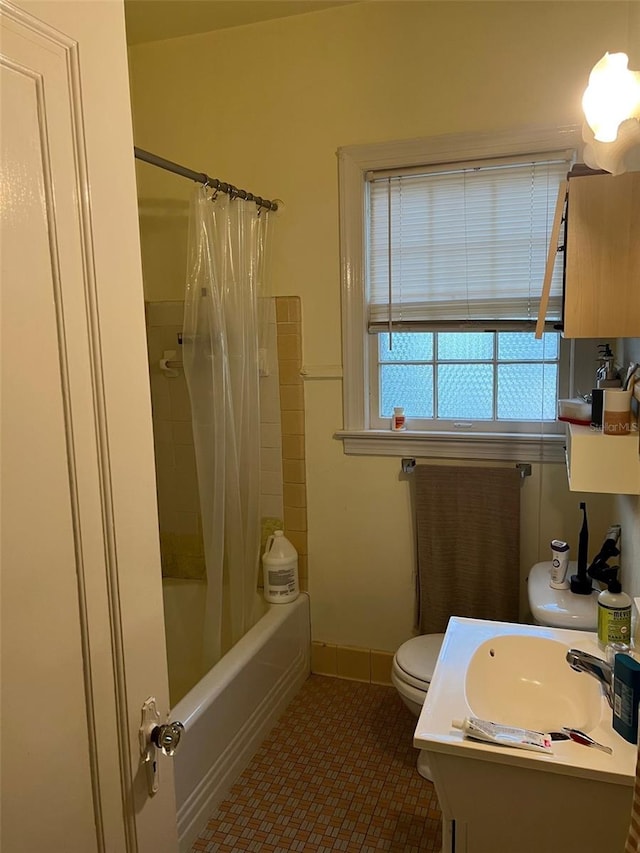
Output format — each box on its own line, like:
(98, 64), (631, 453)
(561, 727), (612, 754)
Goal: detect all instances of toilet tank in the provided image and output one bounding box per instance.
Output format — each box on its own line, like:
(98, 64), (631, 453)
(527, 561), (598, 630)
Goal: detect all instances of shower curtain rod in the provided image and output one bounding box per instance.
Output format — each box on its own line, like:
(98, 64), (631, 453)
(133, 147), (279, 212)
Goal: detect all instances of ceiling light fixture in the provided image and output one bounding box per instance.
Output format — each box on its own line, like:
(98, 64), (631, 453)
(581, 52), (640, 175)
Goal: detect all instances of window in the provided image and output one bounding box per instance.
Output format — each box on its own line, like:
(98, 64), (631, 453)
(371, 330), (561, 432)
(337, 126), (580, 460)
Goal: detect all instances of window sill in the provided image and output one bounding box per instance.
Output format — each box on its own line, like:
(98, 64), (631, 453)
(334, 429), (566, 463)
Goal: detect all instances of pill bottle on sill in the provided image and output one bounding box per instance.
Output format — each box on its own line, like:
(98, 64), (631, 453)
(391, 407), (406, 431)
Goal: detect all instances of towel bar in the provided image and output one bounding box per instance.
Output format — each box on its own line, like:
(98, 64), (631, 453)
(401, 458), (532, 479)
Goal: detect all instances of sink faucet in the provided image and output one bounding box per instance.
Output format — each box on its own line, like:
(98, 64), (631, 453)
(566, 649), (614, 708)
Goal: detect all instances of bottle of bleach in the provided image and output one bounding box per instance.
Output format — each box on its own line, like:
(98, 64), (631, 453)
(262, 530), (299, 604)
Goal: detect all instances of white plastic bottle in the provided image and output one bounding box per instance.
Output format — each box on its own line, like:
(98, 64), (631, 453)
(391, 407), (406, 431)
(262, 530), (300, 604)
(597, 577), (632, 650)
(549, 539), (570, 589)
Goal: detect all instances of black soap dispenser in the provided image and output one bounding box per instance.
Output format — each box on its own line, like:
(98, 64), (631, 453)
(595, 344), (620, 388)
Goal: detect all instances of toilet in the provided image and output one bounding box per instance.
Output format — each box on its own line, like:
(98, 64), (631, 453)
(527, 560), (598, 631)
(391, 632), (445, 780)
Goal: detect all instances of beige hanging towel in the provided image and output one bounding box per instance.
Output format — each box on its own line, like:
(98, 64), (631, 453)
(415, 464), (520, 634)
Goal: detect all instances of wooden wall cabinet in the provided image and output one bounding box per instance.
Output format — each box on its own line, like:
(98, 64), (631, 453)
(537, 169), (640, 339)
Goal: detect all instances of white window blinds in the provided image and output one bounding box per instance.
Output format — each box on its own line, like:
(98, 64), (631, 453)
(366, 154), (571, 331)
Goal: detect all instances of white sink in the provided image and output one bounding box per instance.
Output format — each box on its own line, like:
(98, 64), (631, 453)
(413, 618), (636, 853)
(465, 634), (602, 732)
(414, 617), (633, 780)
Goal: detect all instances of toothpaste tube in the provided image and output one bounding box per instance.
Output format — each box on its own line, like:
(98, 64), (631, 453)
(452, 716), (553, 753)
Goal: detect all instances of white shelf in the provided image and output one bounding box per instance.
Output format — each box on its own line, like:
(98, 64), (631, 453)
(566, 424), (640, 495)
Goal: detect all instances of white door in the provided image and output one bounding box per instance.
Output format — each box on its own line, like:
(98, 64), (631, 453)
(0, 1), (179, 850)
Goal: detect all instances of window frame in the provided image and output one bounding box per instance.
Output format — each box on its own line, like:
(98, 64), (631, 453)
(336, 125), (580, 462)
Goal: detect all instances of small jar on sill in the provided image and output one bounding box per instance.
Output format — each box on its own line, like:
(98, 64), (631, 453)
(391, 407), (406, 431)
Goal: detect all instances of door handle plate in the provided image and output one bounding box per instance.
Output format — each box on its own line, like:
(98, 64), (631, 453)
(139, 697), (184, 796)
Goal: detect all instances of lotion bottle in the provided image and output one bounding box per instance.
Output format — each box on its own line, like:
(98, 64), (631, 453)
(549, 540), (570, 589)
(597, 574), (632, 650)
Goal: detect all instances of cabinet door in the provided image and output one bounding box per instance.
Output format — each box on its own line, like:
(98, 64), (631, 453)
(564, 172), (640, 338)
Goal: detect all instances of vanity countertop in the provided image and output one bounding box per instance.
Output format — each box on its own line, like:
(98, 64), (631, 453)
(413, 617), (636, 786)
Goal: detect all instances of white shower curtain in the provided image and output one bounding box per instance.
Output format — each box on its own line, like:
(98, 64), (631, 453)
(183, 185), (271, 670)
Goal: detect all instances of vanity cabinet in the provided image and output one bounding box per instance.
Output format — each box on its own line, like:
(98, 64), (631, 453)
(415, 618), (637, 853)
(536, 168), (640, 339)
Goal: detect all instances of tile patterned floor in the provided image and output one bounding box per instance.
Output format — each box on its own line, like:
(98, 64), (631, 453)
(192, 675), (442, 852)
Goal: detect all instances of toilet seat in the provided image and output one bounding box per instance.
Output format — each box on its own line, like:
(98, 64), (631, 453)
(391, 672), (431, 709)
(392, 633), (445, 784)
(392, 660), (430, 693)
(393, 633), (445, 691)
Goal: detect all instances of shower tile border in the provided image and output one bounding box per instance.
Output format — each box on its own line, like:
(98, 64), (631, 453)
(276, 296), (308, 590)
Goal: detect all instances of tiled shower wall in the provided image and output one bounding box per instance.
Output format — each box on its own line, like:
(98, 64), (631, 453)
(145, 297), (308, 589)
(260, 299), (285, 527)
(276, 296), (308, 589)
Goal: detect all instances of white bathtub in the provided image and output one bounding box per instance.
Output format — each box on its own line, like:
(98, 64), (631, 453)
(171, 592), (311, 852)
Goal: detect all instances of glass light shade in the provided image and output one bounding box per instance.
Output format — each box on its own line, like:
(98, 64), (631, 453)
(582, 53), (640, 143)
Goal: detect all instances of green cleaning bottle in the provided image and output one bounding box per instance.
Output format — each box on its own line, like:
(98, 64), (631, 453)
(597, 574), (632, 650)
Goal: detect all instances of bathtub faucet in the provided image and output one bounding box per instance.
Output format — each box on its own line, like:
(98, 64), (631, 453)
(566, 649), (614, 708)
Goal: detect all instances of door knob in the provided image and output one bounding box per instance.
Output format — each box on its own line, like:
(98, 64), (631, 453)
(151, 721), (184, 757)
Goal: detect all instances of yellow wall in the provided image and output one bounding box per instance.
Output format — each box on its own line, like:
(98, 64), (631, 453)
(129, 1), (638, 651)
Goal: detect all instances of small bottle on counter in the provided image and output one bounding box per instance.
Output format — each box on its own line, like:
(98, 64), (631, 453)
(391, 407), (406, 431)
(549, 539), (570, 590)
(597, 575), (632, 650)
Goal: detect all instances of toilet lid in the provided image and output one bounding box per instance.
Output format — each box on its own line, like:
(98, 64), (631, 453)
(395, 633), (445, 684)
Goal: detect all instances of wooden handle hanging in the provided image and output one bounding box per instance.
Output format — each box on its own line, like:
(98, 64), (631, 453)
(535, 179), (569, 339)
